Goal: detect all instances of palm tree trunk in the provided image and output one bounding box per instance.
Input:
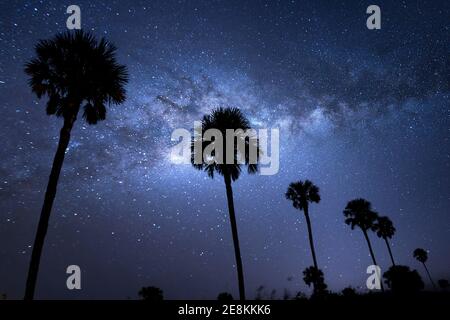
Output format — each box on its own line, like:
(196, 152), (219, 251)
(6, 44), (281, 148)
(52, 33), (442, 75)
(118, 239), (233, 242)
(223, 173), (246, 300)
(422, 262), (437, 290)
(384, 237), (396, 266)
(24, 114), (77, 300)
(304, 207), (318, 270)
(362, 229), (384, 292)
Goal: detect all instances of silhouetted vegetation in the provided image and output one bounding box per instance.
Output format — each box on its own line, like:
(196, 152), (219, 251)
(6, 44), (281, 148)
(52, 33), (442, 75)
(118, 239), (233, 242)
(438, 279), (449, 291)
(23, 30), (128, 300)
(18, 34), (448, 303)
(413, 248), (437, 290)
(254, 286), (278, 300)
(283, 289), (292, 300)
(139, 286), (164, 301)
(343, 198), (384, 291)
(217, 292), (233, 301)
(341, 287), (357, 297)
(374, 216), (396, 266)
(383, 265), (424, 294)
(303, 266), (328, 296)
(294, 291), (308, 301)
(286, 180), (327, 292)
(255, 285), (265, 300)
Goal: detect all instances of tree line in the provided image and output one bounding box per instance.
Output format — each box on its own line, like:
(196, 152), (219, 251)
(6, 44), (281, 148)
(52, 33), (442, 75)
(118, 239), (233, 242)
(21, 30), (446, 300)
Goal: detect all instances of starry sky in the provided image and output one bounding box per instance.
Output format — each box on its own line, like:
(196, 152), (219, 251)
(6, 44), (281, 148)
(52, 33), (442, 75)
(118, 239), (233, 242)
(0, 0), (449, 299)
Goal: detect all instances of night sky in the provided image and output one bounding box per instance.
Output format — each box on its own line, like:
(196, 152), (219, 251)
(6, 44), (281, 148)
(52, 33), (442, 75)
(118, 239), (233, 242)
(0, 0), (449, 299)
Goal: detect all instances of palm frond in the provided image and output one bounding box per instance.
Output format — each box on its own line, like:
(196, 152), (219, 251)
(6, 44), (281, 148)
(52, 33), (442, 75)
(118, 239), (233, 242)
(25, 30), (128, 124)
(190, 107), (260, 181)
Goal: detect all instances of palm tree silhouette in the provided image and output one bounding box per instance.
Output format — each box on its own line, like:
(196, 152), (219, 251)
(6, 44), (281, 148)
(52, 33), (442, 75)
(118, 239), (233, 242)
(374, 216), (396, 266)
(303, 266), (327, 296)
(413, 248), (437, 290)
(285, 180), (321, 270)
(24, 31), (128, 300)
(191, 107), (259, 300)
(343, 198), (384, 291)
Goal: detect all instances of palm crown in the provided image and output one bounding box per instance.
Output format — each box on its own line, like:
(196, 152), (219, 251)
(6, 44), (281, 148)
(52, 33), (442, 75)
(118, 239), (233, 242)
(191, 107), (259, 181)
(303, 266), (327, 293)
(413, 248), (428, 263)
(375, 216), (396, 239)
(343, 198), (379, 231)
(285, 180), (320, 211)
(25, 30), (128, 124)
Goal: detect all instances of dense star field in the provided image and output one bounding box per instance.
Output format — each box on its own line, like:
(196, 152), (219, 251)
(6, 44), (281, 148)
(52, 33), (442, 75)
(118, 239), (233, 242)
(0, 0), (449, 299)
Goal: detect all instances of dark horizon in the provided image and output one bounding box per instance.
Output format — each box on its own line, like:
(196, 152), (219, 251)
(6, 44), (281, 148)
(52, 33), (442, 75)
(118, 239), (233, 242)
(0, 0), (449, 299)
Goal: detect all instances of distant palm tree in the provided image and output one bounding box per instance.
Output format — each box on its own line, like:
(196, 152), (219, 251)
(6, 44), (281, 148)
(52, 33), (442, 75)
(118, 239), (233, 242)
(191, 107), (259, 300)
(413, 248), (437, 290)
(303, 266), (327, 296)
(343, 198), (384, 291)
(285, 180), (321, 270)
(375, 216), (396, 266)
(24, 31), (128, 300)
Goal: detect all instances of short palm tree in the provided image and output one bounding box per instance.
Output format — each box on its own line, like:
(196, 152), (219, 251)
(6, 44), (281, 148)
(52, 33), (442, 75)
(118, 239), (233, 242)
(191, 107), (259, 300)
(303, 266), (327, 296)
(285, 180), (321, 270)
(413, 248), (437, 290)
(375, 216), (396, 266)
(24, 31), (128, 300)
(343, 198), (384, 291)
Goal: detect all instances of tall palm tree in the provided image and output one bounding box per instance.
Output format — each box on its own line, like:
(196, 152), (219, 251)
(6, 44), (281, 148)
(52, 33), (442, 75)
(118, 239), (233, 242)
(413, 248), (437, 290)
(343, 198), (384, 291)
(375, 216), (396, 266)
(285, 180), (321, 270)
(24, 31), (128, 300)
(191, 107), (259, 300)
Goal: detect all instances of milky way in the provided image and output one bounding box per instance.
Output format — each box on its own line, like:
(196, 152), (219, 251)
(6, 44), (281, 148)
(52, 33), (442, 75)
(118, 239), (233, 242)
(0, 0), (449, 299)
